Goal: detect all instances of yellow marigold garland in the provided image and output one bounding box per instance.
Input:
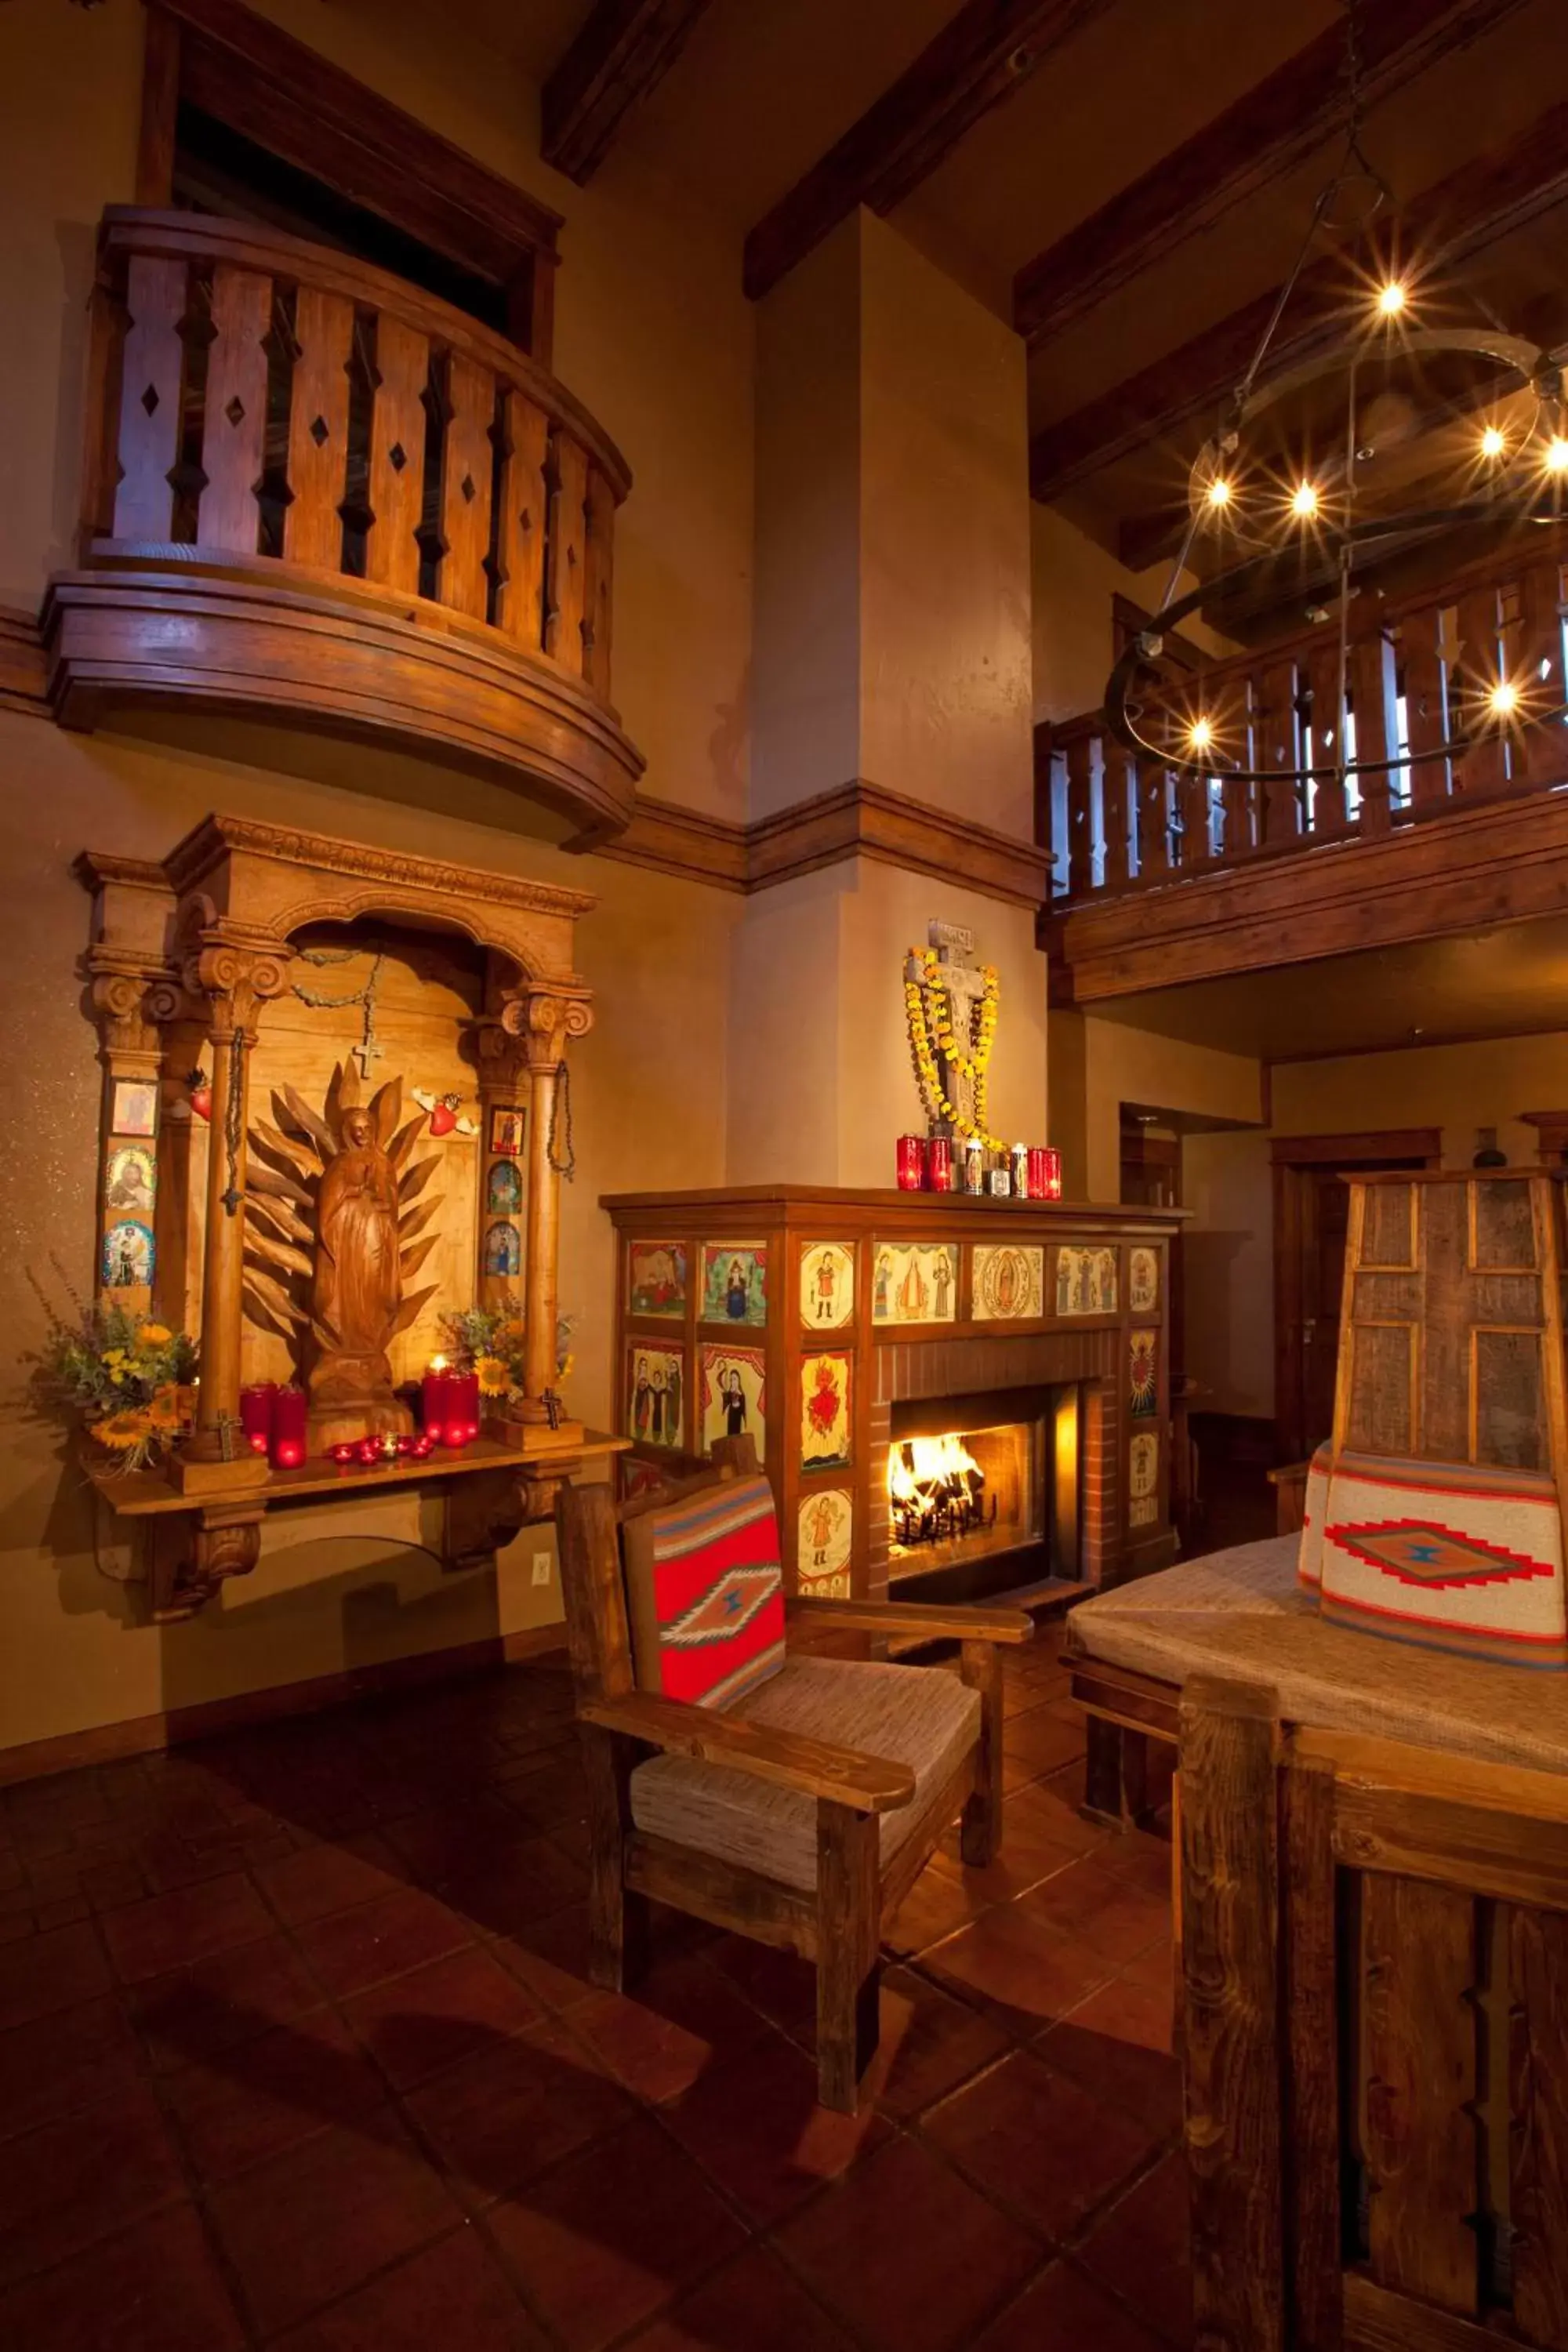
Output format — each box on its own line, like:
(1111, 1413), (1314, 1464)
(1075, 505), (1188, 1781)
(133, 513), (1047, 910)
(904, 948), (1003, 1149)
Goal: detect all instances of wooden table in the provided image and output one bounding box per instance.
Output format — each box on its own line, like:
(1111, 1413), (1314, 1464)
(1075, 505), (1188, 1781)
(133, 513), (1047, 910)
(89, 1427), (629, 1621)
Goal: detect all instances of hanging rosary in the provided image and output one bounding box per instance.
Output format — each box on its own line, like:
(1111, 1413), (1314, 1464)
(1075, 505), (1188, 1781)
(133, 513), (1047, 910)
(547, 1062), (575, 1181)
(291, 948), (387, 1073)
(220, 1032), (248, 1218)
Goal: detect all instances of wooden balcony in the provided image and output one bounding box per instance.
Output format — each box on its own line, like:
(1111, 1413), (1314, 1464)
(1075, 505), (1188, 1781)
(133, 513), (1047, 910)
(45, 208), (644, 837)
(1040, 538), (1568, 1003)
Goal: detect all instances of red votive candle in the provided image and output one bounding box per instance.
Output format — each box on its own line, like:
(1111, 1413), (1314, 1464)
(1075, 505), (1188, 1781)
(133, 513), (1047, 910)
(269, 1386), (307, 1470)
(239, 1382), (276, 1455)
(896, 1134), (927, 1190)
(329, 1441), (358, 1468)
(421, 1365), (455, 1443)
(448, 1370), (481, 1446)
(1028, 1145), (1063, 1201)
(927, 1136), (953, 1192)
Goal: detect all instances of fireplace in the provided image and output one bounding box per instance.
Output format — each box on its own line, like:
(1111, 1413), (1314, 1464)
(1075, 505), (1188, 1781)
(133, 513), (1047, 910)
(887, 1385), (1080, 1604)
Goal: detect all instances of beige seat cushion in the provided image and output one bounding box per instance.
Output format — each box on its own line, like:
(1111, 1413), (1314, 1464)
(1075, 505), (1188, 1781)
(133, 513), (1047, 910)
(629, 1655), (981, 1893)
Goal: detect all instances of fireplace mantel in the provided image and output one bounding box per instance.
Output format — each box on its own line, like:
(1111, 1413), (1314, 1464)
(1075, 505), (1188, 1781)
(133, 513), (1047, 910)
(603, 1187), (1186, 1605)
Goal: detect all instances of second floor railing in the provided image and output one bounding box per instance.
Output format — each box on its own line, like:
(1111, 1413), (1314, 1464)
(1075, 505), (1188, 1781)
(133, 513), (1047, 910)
(82, 206), (630, 704)
(1038, 538), (1568, 905)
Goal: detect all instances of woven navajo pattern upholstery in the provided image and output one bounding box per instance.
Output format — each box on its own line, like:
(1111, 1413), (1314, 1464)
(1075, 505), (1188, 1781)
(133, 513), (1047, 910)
(1313, 1450), (1568, 1668)
(622, 1475), (786, 1709)
(1298, 1441), (1332, 1590)
(629, 1657), (981, 1891)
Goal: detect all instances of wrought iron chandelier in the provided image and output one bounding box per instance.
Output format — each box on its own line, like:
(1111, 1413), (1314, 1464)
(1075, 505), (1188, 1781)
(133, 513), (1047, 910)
(1102, 0), (1568, 793)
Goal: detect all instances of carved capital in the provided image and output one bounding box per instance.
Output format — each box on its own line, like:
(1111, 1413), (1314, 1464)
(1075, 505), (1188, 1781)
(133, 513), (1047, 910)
(499, 984), (594, 1073)
(181, 930), (292, 1044)
(85, 949), (172, 1063)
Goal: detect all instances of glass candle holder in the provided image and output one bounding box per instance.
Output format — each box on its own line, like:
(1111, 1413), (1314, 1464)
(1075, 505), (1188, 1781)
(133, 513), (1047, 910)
(895, 1134), (927, 1190)
(269, 1386), (308, 1471)
(927, 1136), (953, 1192)
(421, 1365), (455, 1443)
(448, 1370), (481, 1446)
(239, 1382), (276, 1456)
(1033, 1145), (1064, 1201)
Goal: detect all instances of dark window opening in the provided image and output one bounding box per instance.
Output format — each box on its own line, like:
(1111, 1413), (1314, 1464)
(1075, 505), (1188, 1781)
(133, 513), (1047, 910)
(172, 103), (513, 338)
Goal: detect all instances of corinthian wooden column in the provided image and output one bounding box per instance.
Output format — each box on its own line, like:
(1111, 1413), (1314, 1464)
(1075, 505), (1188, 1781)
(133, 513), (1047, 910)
(503, 983), (593, 1426)
(175, 930), (290, 1493)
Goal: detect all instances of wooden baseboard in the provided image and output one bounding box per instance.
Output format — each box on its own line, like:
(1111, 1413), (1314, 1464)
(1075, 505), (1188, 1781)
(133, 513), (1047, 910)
(0, 1621), (567, 1790)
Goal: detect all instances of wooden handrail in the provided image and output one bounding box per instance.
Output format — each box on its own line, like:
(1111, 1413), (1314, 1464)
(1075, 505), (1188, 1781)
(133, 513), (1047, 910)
(82, 205), (630, 702)
(1039, 533), (1568, 906)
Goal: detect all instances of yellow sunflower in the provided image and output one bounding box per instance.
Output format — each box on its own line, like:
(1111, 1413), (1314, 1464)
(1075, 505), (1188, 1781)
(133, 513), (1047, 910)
(96, 1408), (153, 1450)
(146, 1385), (183, 1433)
(137, 1323), (172, 1348)
(474, 1354), (510, 1398)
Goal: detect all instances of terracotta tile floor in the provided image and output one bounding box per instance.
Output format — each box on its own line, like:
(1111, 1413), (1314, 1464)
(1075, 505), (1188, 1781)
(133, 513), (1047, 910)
(0, 1625), (1190, 2350)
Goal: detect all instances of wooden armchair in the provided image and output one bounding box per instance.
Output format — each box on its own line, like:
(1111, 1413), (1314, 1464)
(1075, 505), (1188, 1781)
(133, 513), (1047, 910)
(554, 1443), (1032, 2112)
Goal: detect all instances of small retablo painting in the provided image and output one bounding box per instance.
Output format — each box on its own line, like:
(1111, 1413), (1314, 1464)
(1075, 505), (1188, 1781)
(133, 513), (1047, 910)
(1054, 1244), (1118, 1316)
(489, 1106), (524, 1158)
(628, 1344), (685, 1450)
(1130, 1430), (1160, 1527)
(798, 1487), (853, 1595)
(701, 1243), (768, 1326)
(105, 1144), (155, 1217)
(629, 1240), (688, 1321)
(486, 1160), (523, 1214)
(871, 1243), (958, 1326)
(800, 1352), (851, 1470)
(110, 1077), (158, 1139)
(1130, 1328), (1158, 1418)
(483, 1220), (521, 1277)
(799, 1241), (855, 1330)
(701, 1344), (767, 1456)
(102, 1218), (154, 1290)
(971, 1244), (1044, 1321)
(1129, 1246), (1160, 1314)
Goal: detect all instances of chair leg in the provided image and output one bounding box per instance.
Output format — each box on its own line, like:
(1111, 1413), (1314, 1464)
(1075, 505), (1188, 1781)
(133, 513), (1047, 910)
(581, 1728), (651, 1993)
(959, 1639), (1003, 1867)
(1083, 1713), (1152, 1832)
(815, 1801), (880, 2114)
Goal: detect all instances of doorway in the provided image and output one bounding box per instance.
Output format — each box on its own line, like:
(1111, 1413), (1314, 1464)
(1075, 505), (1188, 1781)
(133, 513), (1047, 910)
(1271, 1127), (1443, 1462)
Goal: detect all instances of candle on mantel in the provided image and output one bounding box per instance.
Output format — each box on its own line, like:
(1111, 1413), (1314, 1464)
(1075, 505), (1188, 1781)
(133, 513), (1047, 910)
(239, 1382), (276, 1456)
(329, 1441), (358, 1468)
(448, 1370), (481, 1447)
(270, 1387), (308, 1471)
(422, 1356), (456, 1444)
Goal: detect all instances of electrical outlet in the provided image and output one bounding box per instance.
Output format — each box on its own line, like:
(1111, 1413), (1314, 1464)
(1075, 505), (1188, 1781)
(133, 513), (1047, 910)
(531, 1551), (552, 1588)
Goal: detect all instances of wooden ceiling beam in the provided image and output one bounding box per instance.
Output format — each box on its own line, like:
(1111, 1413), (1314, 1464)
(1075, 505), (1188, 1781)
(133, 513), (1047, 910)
(1013, 0), (1527, 346)
(542, 0), (716, 186)
(1029, 91), (1568, 505)
(742, 0), (1116, 303)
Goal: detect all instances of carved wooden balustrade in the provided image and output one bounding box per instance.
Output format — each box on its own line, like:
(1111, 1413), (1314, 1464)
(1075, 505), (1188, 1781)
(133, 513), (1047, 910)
(1039, 539), (1568, 906)
(46, 207), (644, 836)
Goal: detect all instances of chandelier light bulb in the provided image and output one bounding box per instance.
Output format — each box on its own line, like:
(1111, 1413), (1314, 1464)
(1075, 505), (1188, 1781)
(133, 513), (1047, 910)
(1377, 279), (1407, 318)
(1206, 476), (1232, 510)
(1546, 435), (1568, 477)
(1490, 680), (1520, 717)
(1188, 716), (1214, 753)
(1480, 425), (1507, 459)
(1291, 480), (1319, 520)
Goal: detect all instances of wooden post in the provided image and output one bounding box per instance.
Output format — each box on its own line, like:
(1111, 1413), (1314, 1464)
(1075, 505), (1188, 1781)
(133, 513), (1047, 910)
(1453, 584), (1507, 797)
(1102, 742), (1134, 890)
(1178, 1675), (1287, 2352)
(1399, 603), (1450, 809)
(816, 1798), (880, 2114)
(1519, 555), (1567, 788)
(1065, 732), (1095, 897)
(1348, 628), (1396, 836)
(1255, 659), (1301, 847)
(959, 1638), (1002, 1865)
(504, 984), (593, 1422)
(1306, 640), (1348, 837)
(176, 936), (289, 1489)
(1281, 1754), (1344, 2352)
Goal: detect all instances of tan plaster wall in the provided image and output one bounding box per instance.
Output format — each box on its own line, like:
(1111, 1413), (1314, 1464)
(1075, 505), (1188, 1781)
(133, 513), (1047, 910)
(1272, 1035), (1568, 1167)
(1030, 503), (1234, 724)
(1079, 1020), (1265, 1203)
(0, 0), (754, 822)
(1181, 1129), (1275, 1419)
(0, 712), (740, 1752)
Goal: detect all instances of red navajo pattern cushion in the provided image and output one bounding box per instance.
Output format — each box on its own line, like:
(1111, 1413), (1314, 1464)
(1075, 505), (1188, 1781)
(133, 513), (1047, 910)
(624, 1475), (786, 1709)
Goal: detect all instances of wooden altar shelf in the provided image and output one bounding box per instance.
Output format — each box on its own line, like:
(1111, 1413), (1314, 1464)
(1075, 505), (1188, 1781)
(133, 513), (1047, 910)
(89, 1429), (628, 1625)
(46, 207), (644, 839)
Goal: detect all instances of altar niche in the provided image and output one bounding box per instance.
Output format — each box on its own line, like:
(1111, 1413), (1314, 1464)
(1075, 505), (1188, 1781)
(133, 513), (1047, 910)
(77, 815), (606, 1621)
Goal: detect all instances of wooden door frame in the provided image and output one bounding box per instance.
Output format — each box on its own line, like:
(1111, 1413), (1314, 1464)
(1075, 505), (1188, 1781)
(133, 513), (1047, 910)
(1271, 1129), (1443, 1464)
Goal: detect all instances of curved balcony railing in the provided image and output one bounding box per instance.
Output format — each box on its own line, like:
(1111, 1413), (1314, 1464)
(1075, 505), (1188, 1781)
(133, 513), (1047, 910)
(1039, 536), (1568, 905)
(49, 207), (643, 834)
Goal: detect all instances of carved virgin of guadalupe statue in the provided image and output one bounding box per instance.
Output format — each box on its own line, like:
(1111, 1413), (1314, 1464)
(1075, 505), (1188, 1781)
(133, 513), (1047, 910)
(242, 1063), (443, 1452)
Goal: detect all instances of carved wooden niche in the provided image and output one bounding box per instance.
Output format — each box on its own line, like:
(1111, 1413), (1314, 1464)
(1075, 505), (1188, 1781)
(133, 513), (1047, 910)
(77, 814), (598, 1617)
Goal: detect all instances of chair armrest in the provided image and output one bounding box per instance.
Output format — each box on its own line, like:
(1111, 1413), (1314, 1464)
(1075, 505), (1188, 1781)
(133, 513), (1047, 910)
(579, 1690), (916, 1813)
(786, 1596), (1033, 1646)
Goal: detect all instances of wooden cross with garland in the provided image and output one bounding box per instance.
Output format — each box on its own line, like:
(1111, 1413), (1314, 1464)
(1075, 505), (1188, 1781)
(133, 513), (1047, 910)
(902, 920), (1001, 1148)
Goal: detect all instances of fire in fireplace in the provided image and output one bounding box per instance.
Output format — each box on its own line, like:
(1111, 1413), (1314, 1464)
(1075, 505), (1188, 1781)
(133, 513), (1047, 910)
(885, 1385), (1081, 1602)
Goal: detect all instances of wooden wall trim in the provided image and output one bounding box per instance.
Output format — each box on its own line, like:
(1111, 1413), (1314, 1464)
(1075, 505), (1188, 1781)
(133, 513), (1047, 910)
(0, 606), (48, 714)
(0, 1623), (567, 1791)
(742, 0), (1116, 303)
(597, 779), (1051, 907)
(1047, 786), (1568, 1004)
(1270, 1130), (1444, 1167)
(542, 0), (717, 187)
(1011, 0), (1526, 344)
